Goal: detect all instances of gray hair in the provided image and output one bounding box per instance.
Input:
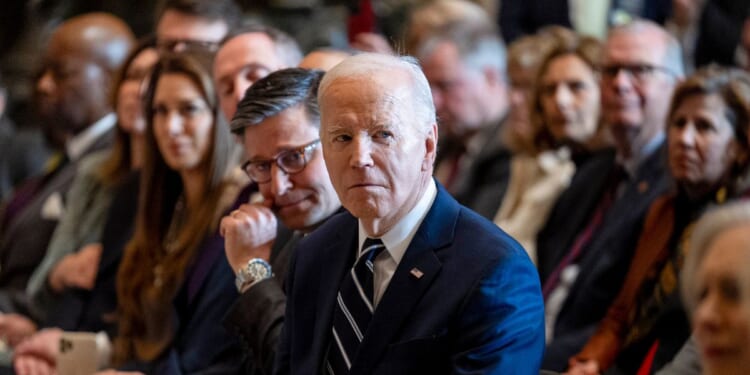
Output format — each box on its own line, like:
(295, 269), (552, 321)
(608, 19), (685, 78)
(318, 53), (436, 132)
(220, 24), (303, 68)
(681, 201), (750, 315)
(416, 21), (507, 80)
(231, 68), (323, 134)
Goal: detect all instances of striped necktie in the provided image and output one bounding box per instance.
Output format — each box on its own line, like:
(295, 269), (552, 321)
(327, 237), (386, 374)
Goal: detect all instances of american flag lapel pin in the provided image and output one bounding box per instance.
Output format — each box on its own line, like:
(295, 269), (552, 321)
(410, 268), (424, 279)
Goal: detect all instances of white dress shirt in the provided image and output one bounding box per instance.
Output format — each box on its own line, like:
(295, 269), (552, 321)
(357, 180), (437, 307)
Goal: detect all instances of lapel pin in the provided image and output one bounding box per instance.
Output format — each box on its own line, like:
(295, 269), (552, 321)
(638, 181), (649, 193)
(410, 268), (424, 279)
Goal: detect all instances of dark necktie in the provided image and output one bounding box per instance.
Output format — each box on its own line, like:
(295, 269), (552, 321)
(326, 237), (386, 374)
(542, 165), (626, 299)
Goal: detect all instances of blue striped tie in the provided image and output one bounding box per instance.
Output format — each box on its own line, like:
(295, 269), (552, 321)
(326, 238), (386, 374)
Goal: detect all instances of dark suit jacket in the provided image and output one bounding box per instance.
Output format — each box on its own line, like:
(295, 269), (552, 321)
(275, 183), (545, 375)
(224, 229), (299, 375)
(460, 147), (512, 220)
(121, 191), (249, 375)
(538, 146), (671, 371)
(694, 0), (750, 67)
(0, 129), (112, 311)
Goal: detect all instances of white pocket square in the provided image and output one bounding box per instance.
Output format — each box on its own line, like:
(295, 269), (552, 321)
(40, 192), (65, 220)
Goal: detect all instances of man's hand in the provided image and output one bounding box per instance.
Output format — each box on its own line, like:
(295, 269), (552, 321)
(565, 358), (600, 375)
(13, 328), (62, 375)
(220, 203), (277, 272)
(14, 355), (56, 375)
(48, 243), (102, 292)
(0, 313), (38, 347)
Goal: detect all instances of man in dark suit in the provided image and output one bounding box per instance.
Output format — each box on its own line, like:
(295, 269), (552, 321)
(539, 20), (684, 371)
(221, 68), (342, 375)
(275, 53), (544, 374)
(416, 22), (512, 203)
(0, 13), (134, 346)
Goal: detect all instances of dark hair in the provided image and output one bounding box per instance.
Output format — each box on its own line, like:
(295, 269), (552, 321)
(230, 68), (324, 134)
(97, 35), (157, 186)
(668, 65), (750, 180)
(220, 24), (302, 67)
(115, 51), (235, 364)
(158, 0), (242, 30)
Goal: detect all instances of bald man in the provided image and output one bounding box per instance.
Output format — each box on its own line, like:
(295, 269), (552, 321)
(0, 13), (134, 346)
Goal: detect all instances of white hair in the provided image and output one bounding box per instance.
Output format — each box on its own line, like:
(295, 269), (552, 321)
(608, 19), (685, 78)
(318, 53), (436, 132)
(681, 201), (750, 315)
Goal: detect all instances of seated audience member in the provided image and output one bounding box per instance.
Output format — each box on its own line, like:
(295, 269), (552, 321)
(220, 68), (342, 375)
(538, 20), (682, 370)
(491, 27), (607, 262)
(213, 25), (303, 121)
(0, 13), (134, 337)
(678, 202), (750, 375)
(276, 53), (544, 374)
(568, 66), (750, 375)
(111, 51), (243, 374)
(503, 31), (557, 156)
(25, 39), (158, 322)
(417, 21), (511, 202)
(16, 52), (245, 375)
(212, 24), (302, 175)
(14, 38), (157, 373)
(154, 0), (240, 54)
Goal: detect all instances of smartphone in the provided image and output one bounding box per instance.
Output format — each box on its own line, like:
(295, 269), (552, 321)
(57, 332), (110, 375)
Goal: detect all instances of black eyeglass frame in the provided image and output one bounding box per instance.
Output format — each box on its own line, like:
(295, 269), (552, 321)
(241, 139), (321, 183)
(599, 63), (677, 83)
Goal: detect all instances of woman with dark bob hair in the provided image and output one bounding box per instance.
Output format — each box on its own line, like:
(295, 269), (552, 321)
(569, 66), (750, 374)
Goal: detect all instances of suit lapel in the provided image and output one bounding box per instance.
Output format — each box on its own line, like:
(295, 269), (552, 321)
(310, 214), (359, 371)
(350, 186), (458, 372)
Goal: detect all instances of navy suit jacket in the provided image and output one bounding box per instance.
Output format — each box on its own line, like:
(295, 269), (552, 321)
(275, 184), (545, 375)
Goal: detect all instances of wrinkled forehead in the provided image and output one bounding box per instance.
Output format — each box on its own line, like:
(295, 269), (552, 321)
(320, 74), (412, 115)
(604, 30), (667, 66)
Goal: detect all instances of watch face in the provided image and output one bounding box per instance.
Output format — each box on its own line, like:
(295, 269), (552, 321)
(247, 260), (271, 280)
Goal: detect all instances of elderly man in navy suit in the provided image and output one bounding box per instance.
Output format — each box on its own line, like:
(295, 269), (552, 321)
(274, 53), (545, 375)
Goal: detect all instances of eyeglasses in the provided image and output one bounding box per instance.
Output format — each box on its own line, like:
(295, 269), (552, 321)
(241, 139), (321, 183)
(600, 64), (676, 83)
(156, 39), (220, 53)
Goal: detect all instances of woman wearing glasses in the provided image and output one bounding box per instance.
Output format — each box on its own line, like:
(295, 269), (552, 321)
(567, 66), (750, 375)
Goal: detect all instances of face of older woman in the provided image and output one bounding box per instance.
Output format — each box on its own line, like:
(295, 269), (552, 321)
(668, 93), (740, 188)
(539, 53), (600, 144)
(693, 224), (750, 375)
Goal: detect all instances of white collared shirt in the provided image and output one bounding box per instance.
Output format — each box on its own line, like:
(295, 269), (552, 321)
(66, 113), (116, 161)
(357, 180), (437, 307)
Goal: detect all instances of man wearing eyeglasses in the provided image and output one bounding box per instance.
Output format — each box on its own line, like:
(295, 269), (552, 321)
(538, 20), (685, 372)
(220, 68), (341, 375)
(155, 0), (241, 54)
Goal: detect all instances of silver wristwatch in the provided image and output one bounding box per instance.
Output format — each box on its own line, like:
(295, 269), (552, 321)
(235, 258), (273, 292)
